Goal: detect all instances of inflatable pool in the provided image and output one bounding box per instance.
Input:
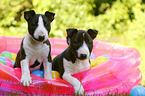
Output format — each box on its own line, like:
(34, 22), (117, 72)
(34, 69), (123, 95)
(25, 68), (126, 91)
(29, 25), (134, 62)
(0, 36), (142, 95)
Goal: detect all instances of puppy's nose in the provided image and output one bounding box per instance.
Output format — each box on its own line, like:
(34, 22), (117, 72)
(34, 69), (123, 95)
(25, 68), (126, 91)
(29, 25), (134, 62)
(39, 35), (45, 41)
(80, 54), (87, 59)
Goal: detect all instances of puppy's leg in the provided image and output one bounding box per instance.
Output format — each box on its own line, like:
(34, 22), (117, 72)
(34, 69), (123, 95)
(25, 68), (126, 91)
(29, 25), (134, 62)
(14, 50), (21, 68)
(20, 57), (32, 86)
(44, 60), (52, 80)
(63, 72), (84, 95)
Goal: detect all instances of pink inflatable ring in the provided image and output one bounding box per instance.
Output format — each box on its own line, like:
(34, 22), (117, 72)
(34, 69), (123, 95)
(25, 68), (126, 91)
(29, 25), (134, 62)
(0, 36), (142, 95)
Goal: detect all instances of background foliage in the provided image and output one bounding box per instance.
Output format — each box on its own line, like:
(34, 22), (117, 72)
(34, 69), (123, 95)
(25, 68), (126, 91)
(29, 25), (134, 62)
(0, 0), (145, 39)
(0, 0), (145, 86)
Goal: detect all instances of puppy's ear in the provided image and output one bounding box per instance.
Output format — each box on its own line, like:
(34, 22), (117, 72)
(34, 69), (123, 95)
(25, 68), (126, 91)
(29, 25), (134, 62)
(66, 28), (78, 45)
(66, 28), (78, 38)
(45, 11), (55, 22)
(24, 10), (35, 21)
(87, 29), (98, 39)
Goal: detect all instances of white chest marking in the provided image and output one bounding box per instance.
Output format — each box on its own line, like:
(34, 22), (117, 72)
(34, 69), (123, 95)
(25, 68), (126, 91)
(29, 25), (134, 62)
(63, 58), (90, 74)
(23, 34), (49, 66)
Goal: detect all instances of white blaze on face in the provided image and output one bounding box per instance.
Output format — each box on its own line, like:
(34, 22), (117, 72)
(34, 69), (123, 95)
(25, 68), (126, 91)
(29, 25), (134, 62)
(34, 15), (48, 41)
(76, 33), (90, 59)
(77, 41), (90, 59)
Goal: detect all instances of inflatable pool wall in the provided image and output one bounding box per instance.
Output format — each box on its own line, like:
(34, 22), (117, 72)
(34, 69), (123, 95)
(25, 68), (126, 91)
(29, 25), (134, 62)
(0, 36), (142, 95)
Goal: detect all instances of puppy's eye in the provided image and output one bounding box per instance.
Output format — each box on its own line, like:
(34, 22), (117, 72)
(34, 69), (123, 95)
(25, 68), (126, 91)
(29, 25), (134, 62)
(86, 39), (92, 44)
(88, 40), (92, 43)
(89, 40), (93, 43)
(44, 21), (49, 26)
(73, 39), (78, 43)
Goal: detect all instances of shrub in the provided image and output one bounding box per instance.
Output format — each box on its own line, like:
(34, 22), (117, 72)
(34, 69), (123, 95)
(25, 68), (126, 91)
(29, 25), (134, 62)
(0, 0), (145, 40)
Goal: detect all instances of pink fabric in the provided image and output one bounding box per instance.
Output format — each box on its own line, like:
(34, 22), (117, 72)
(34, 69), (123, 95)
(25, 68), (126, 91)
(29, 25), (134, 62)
(0, 36), (142, 95)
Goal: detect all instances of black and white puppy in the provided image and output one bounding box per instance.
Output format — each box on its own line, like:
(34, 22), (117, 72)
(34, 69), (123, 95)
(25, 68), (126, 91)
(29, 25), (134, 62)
(52, 28), (98, 95)
(14, 10), (55, 86)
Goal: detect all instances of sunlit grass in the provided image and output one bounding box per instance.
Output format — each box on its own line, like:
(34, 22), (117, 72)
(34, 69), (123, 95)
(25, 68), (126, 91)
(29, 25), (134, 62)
(1, 91), (130, 96)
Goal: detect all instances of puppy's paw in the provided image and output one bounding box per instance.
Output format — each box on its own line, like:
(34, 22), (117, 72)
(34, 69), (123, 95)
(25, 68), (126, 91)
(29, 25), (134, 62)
(74, 85), (84, 95)
(20, 75), (32, 86)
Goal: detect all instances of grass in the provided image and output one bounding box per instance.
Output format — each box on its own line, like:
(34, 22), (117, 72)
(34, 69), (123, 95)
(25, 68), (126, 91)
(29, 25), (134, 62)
(1, 91), (130, 96)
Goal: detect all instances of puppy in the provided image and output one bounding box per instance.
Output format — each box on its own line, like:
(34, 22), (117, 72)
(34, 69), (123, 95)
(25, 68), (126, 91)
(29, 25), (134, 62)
(14, 10), (55, 86)
(52, 28), (98, 95)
